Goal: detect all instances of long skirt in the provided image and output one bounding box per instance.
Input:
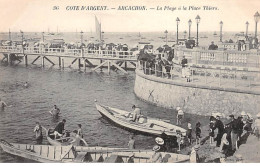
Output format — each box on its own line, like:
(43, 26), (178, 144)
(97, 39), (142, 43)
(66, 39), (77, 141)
(231, 131), (238, 150)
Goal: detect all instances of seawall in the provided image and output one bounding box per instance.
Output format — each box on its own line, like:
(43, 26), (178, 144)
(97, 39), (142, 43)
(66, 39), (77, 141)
(134, 69), (260, 117)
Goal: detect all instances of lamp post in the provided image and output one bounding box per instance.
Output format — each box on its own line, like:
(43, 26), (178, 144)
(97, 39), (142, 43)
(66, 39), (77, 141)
(42, 32), (45, 43)
(219, 21), (223, 42)
(8, 28), (11, 41)
(101, 31), (104, 42)
(245, 21), (249, 40)
(20, 30), (24, 54)
(176, 17), (180, 45)
(254, 11), (260, 38)
(188, 19), (192, 39)
(164, 30), (168, 45)
(195, 15), (201, 46)
(80, 31), (83, 45)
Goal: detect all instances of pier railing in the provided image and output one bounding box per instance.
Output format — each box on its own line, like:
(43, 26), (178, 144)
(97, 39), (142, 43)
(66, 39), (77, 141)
(0, 46), (138, 60)
(82, 49), (137, 60)
(137, 60), (260, 91)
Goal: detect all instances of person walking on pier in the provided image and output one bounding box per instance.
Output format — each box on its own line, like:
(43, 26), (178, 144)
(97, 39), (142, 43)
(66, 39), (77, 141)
(49, 105), (60, 117)
(33, 122), (43, 144)
(176, 107), (184, 125)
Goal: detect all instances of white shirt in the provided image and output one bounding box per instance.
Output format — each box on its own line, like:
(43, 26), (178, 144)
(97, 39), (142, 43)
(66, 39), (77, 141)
(188, 123), (192, 129)
(178, 110), (184, 115)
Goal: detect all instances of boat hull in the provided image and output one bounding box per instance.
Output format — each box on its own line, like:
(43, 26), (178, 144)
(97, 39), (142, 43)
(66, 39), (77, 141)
(0, 140), (191, 163)
(95, 103), (186, 137)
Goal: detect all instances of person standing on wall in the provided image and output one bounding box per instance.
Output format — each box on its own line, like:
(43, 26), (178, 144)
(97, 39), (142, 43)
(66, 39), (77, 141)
(181, 56), (188, 78)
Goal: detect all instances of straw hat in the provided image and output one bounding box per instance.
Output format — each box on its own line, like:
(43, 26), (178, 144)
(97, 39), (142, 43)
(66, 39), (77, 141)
(247, 113), (253, 119)
(152, 145), (161, 151)
(178, 110), (184, 115)
(155, 137), (164, 145)
(241, 111), (246, 116)
(257, 112), (260, 118)
(176, 107), (181, 111)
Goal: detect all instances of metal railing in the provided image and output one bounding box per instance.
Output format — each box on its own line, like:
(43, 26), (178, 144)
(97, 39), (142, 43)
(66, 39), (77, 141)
(137, 60), (260, 90)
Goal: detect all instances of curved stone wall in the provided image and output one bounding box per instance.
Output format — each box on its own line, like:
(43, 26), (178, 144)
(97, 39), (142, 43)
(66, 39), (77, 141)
(134, 70), (260, 117)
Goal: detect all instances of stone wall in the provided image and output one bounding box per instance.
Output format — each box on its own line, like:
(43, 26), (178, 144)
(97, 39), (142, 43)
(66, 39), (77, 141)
(134, 70), (260, 117)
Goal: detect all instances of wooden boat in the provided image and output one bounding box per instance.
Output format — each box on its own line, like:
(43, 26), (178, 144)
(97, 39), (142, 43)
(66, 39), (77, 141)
(46, 128), (73, 146)
(46, 128), (88, 147)
(0, 139), (192, 163)
(95, 103), (187, 137)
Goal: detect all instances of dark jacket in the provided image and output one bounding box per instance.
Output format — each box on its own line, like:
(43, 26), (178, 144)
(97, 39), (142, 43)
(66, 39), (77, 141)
(54, 122), (65, 134)
(213, 119), (224, 134)
(181, 58), (188, 67)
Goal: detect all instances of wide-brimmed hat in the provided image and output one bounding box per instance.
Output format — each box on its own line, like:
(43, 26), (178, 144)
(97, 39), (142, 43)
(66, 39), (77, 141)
(241, 111), (246, 116)
(153, 145), (161, 151)
(178, 110), (184, 115)
(176, 107), (181, 111)
(257, 112), (260, 118)
(155, 137), (164, 145)
(247, 113), (253, 119)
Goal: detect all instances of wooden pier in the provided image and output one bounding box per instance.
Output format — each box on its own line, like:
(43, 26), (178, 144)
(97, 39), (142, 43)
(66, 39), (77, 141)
(0, 46), (138, 74)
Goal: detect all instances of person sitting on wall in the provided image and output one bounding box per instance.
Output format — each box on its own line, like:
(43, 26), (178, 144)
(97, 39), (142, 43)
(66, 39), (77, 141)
(208, 41), (218, 50)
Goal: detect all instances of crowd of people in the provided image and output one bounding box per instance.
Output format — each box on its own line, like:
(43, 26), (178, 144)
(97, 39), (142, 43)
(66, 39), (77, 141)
(126, 104), (260, 162)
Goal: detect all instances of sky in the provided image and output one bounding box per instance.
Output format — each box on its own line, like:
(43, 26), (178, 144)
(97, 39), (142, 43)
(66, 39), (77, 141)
(0, 0), (260, 32)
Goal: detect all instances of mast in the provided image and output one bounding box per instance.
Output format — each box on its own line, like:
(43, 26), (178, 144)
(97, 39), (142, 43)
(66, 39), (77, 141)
(8, 28), (11, 41)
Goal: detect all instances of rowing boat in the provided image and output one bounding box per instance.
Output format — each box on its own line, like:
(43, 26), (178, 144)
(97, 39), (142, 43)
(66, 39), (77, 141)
(95, 103), (187, 137)
(46, 128), (72, 146)
(0, 139), (192, 163)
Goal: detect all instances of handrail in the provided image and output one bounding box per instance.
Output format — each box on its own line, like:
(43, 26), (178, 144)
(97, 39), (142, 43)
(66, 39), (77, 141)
(0, 46), (137, 59)
(137, 60), (260, 90)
